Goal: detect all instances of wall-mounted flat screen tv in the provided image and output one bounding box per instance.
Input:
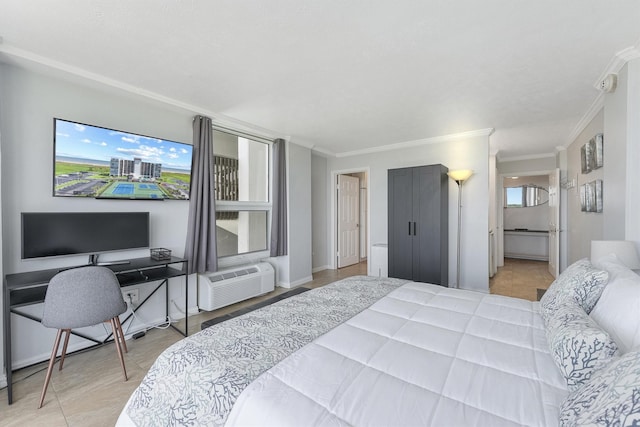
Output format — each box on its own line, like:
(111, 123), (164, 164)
(21, 212), (149, 259)
(54, 118), (193, 200)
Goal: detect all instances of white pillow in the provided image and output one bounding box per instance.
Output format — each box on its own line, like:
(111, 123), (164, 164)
(590, 254), (640, 353)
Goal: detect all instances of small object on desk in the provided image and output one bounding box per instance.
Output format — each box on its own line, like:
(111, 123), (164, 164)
(150, 248), (171, 261)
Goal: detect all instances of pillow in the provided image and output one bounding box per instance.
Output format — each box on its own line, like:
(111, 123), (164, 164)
(540, 258), (609, 323)
(590, 254), (640, 353)
(560, 350), (640, 426)
(546, 303), (619, 391)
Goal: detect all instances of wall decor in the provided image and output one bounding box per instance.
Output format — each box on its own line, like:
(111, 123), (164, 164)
(580, 144), (590, 174)
(580, 180), (603, 213)
(580, 184), (587, 212)
(580, 133), (604, 174)
(587, 180), (597, 212)
(595, 179), (603, 212)
(594, 133), (604, 169)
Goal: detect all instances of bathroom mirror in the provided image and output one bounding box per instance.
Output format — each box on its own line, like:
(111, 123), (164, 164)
(504, 185), (549, 208)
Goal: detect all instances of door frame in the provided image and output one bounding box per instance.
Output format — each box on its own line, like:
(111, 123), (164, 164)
(330, 167), (371, 272)
(337, 174), (361, 268)
(497, 169), (558, 270)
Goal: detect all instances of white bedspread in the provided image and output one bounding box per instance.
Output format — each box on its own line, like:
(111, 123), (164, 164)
(117, 276), (409, 426)
(227, 282), (568, 426)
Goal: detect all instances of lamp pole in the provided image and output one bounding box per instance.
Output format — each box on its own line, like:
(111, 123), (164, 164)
(447, 170), (473, 289)
(455, 181), (463, 289)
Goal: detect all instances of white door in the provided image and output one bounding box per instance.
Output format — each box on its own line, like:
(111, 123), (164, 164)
(337, 174), (360, 268)
(548, 168), (560, 277)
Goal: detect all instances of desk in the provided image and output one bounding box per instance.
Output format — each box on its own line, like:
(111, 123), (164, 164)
(3, 256), (189, 404)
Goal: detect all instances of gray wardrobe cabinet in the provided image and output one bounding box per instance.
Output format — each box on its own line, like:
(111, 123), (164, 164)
(387, 164), (448, 286)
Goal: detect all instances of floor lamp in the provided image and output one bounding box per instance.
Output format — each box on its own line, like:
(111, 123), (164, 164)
(448, 169), (473, 289)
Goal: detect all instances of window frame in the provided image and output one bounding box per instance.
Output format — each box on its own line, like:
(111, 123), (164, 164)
(212, 126), (273, 267)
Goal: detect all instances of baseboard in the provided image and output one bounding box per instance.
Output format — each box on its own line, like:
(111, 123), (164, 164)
(10, 338), (114, 371)
(277, 275), (314, 289)
(312, 265), (330, 273)
(168, 304), (200, 320)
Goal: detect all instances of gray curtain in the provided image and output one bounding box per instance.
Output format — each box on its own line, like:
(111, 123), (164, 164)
(184, 115), (218, 274)
(270, 138), (288, 257)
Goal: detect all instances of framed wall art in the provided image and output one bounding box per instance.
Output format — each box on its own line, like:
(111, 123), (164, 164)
(580, 179), (603, 213)
(580, 133), (604, 174)
(594, 133), (603, 169)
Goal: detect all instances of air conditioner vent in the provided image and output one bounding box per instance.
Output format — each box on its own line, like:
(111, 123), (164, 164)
(198, 263), (275, 311)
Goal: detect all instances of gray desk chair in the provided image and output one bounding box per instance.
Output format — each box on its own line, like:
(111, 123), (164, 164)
(38, 266), (128, 408)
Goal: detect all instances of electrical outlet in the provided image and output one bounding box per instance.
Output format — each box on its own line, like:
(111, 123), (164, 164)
(123, 288), (139, 304)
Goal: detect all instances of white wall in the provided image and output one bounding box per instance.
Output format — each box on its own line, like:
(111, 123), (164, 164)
(566, 109), (605, 262)
(0, 62), (4, 387)
(311, 154), (329, 271)
(325, 136), (490, 292)
(625, 59), (640, 249)
(603, 65), (628, 240)
(269, 141), (313, 288)
(565, 59), (640, 263)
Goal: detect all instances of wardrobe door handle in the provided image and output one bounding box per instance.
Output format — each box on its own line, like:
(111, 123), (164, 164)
(413, 222), (417, 236)
(408, 222), (411, 236)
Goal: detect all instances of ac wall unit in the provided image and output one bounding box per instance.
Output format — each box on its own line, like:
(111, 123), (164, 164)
(198, 262), (275, 311)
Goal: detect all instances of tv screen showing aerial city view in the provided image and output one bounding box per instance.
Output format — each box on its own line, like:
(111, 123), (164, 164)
(53, 118), (193, 200)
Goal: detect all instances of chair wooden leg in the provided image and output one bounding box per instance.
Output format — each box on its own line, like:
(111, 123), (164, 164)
(114, 316), (128, 353)
(110, 318), (128, 381)
(58, 329), (71, 371)
(39, 329), (63, 409)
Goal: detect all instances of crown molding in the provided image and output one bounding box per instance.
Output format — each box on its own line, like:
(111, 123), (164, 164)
(565, 92), (605, 147)
(310, 146), (336, 157)
(0, 44), (283, 141)
(334, 128), (494, 158)
(287, 137), (317, 150)
(594, 39), (640, 89)
(566, 39), (640, 149)
(497, 152), (557, 163)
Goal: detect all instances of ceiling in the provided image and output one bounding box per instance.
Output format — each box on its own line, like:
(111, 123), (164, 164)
(1, 1), (639, 159)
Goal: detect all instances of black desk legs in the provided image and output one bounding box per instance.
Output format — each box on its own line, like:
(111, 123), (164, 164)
(4, 285), (13, 404)
(184, 266), (189, 336)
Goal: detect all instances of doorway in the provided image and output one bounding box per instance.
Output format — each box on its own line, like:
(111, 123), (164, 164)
(498, 169), (560, 278)
(333, 169), (370, 270)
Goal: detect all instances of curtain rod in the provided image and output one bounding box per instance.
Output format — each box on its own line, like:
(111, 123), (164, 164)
(211, 124), (277, 145)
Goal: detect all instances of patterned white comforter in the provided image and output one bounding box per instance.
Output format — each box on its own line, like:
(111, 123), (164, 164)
(228, 281), (569, 426)
(117, 275), (409, 426)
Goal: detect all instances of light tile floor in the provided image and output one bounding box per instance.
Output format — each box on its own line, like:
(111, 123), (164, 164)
(0, 259), (549, 426)
(490, 258), (555, 301)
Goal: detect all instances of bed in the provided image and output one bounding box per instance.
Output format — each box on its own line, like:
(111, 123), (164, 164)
(117, 256), (640, 426)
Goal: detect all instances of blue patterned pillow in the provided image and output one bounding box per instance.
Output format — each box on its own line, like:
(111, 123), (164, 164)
(560, 351), (640, 426)
(546, 304), (619, 391)
(540, 258), (609, 323)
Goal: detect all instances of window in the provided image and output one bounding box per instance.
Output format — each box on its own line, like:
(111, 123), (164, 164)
(213, 129), (270, 259)
(216, 210), (269, 257)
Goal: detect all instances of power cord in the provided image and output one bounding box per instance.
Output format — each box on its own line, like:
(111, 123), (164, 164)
(123, 294), (174, 335)
(171, 299), (187, 316)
